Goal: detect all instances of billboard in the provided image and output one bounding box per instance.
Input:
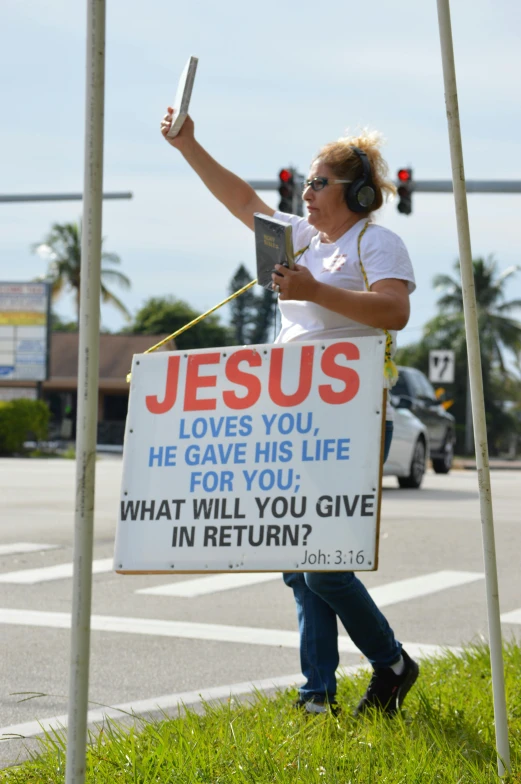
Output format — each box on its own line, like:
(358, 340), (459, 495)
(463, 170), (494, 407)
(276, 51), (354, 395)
(0, 282), (50, 381)
(114, 336), (386, 574)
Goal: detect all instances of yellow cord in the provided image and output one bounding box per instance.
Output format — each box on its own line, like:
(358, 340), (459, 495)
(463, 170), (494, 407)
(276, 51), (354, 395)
(125, 278), (257, 383)
(126, 244), (311, 383)
(357, 222), (399, 387)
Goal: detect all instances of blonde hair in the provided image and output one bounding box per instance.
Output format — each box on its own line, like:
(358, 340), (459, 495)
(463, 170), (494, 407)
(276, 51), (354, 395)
(315, 129), (396, 212)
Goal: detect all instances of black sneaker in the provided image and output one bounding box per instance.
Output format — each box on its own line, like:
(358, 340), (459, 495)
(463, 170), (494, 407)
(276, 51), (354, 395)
(354, 649), (419, 717)
(294, 696), (340, 717)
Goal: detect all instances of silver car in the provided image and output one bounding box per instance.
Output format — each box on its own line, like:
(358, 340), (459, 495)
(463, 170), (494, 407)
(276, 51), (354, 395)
(383, 406), (429, 488)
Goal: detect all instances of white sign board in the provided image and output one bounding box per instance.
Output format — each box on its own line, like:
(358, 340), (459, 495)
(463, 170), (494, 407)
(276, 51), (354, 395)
(429, 349), (455, 384)
(114, 337), (386, 573)
(0, 282), (50, 381)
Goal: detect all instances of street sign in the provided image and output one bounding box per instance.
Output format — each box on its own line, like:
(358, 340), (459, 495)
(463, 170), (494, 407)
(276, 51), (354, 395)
(429, 349), (455, 384)
(0, 282), (50, 381)
(114, 336), (386, 573)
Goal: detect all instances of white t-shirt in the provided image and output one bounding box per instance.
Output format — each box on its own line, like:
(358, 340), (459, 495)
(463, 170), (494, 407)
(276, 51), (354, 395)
(273, 212), (416, 420)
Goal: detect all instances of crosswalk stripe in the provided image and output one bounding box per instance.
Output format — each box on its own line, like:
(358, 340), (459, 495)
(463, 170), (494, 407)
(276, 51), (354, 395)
(500, 609), (521, 624)
(369, 570), (484, 607)
(0, 543), (58, 557)
(0, 608), (463, 658)
(137, 569), (484, 601)
(138, 572), (280, 597)
(0, 556), (484, 598)
(0, 558), (113, 584)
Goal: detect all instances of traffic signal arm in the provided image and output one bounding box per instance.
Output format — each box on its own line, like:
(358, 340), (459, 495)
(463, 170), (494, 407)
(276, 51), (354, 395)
(394, 172), (521, 214)
(398, 180), (521, 193)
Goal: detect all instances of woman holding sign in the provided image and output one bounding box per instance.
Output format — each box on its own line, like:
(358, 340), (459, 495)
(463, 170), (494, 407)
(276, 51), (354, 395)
(161, 109), (418, 717)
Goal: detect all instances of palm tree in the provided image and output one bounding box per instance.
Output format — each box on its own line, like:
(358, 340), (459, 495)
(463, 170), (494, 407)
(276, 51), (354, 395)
(396, 256), (521, 455)
(33, 221), (131, 322)
(431, 256), (521, 373)
(427, 256), (521, 454)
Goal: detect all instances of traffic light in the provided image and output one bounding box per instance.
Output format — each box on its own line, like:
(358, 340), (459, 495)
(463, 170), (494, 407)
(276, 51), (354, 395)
(278, 168), (294, 212)
(397, 168), (413, 215)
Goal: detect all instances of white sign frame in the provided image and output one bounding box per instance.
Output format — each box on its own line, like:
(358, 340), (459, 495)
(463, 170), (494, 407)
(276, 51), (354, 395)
(114, 337), (386, 574)
(429, 349), (455, 384)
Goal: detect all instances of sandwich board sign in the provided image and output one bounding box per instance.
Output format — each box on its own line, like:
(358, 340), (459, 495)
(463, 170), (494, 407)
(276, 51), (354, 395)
(429, 349), (455, 384)
(114, 336), (386, 574)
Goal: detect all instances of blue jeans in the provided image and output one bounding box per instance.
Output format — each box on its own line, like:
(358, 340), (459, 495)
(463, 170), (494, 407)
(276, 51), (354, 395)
(283, 421), (400, 701)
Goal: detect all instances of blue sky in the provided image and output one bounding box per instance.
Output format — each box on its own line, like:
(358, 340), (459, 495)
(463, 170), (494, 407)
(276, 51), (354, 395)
(1, 0), (520, 352)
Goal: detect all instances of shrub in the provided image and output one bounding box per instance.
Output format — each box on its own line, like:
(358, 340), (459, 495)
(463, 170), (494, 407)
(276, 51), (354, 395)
(0, 399), (50, 455)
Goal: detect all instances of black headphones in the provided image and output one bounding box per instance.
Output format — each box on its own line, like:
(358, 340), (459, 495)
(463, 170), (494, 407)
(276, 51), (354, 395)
(344, 146), (376, 213)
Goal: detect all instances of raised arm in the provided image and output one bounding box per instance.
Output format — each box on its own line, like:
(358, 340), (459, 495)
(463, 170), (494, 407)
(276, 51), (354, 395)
(161, 108), (275, 230)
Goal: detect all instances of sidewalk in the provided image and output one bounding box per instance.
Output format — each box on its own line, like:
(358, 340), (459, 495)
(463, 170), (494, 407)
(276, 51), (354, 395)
(453, 457), (521, 470)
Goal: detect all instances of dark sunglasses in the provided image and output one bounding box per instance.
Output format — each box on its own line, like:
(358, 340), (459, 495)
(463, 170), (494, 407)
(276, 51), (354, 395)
(303, 177), (353, 192)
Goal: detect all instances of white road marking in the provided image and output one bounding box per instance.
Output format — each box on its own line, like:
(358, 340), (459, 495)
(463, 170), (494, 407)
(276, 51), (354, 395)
(137, 569), (484, 601)
(0, 558), (113, 584)
(138, 572), (280, 597)
(0, 641), (462, 742)
(0, 669), (340, 741)
(0, 558), (484, 597)
(0, 543), (58, 557)
(500, 609), (521, 624)
(369, 570), (484, 607)
(0, 572), (477, 741)
(0, 608), (458, 662)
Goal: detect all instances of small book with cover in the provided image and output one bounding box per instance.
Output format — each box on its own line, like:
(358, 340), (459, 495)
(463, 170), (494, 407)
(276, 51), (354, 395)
(254, 213), (295, 291)
(166, 56), (199, 139)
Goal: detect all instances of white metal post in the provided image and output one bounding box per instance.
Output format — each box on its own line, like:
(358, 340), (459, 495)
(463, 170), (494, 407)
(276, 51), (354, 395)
(465, 366), (474, 455)
(65, 1), (105, 782)
(436, 0), (510, 776)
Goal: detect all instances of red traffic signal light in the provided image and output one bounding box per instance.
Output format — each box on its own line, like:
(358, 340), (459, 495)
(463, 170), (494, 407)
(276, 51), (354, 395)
(397, 168), (411, 182)
(279, 168), (293, 183)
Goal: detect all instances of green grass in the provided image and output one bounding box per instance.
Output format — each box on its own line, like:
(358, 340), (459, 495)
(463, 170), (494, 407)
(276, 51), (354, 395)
(2, 643), (520, 783)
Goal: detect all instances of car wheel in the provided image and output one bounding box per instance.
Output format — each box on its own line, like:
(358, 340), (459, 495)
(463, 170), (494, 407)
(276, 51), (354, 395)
(398, 436), (426, 489)
(432, 433), (454, 474)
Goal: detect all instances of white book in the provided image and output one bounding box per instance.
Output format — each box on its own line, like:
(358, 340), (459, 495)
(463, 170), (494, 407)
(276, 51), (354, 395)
(166, 56), (199, 139)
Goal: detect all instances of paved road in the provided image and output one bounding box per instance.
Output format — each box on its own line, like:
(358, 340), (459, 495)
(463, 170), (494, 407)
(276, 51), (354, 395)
(0, 457), (520, 768)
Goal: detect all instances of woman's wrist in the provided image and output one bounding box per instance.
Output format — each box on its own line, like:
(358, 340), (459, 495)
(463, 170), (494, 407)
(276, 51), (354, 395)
(178, 136), (198, 160)
(310, 280), (330, 307)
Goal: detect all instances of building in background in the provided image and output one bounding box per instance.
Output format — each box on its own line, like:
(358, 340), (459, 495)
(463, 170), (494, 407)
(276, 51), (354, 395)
(0, 333), (174, 445)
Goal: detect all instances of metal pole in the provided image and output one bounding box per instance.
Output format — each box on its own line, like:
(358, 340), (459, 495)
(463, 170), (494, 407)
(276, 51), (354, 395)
(436, 0), (510, 776)
(404, 180), (521, 193)
(0, 192), (131, 203)
(465, 363), (474, 456)
(65, 1), (105, 782)
(247, 179), (521, 194)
